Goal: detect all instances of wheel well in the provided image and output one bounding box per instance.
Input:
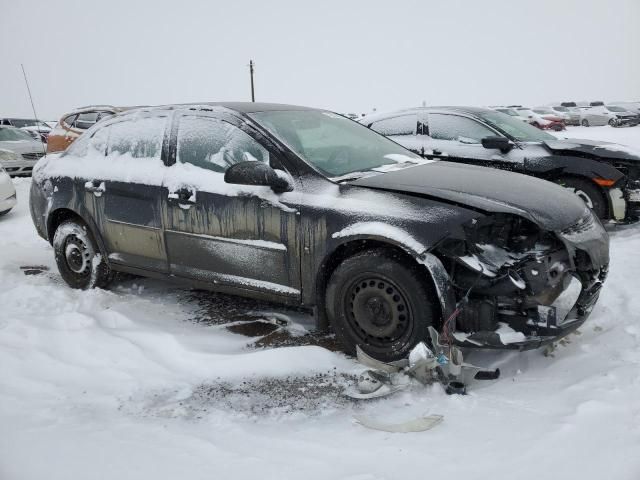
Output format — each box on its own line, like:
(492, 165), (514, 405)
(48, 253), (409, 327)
(47, 209), (84, 244)
(315, 240), (442, 330)
(555, 174), (609, 218)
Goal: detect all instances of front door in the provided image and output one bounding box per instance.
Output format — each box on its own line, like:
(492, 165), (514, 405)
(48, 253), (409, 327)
(162, 112), (301, 299)
(424, 113), (527, 173)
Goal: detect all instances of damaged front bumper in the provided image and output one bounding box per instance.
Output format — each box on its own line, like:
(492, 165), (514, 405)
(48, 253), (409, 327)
(451, 275), (603, 350)
(432, 210), (609, 351)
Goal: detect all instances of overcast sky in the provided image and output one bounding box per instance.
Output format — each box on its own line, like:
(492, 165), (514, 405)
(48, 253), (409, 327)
(2, 0), (639, 120)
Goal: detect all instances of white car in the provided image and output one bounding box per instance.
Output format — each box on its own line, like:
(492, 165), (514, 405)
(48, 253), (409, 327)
(492, 107), (529, 122)
(580, 105), (640, 127)
(0, 127), (46, 176)
(0, 118), (51, 142)
(545, 106), (581, 125)
(515, 107), (565, 131)
(0, 165), (17, 216)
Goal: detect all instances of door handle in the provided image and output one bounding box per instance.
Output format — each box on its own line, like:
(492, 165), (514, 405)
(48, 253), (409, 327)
(84, 181), (105, 197)
(168, 188), (196, 209)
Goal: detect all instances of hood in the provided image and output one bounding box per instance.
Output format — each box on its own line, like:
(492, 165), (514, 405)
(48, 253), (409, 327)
(351, 161), (588, 231)
(543, 138), (640, 162)
(0, 140), (44, 155)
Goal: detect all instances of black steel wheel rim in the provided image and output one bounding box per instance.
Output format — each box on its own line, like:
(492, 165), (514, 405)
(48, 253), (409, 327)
(64, 235), (91, 277)
(342, 273), (414, 350)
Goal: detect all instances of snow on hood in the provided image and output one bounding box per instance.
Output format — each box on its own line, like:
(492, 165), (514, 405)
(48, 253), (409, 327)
(351, 161), (588, 231)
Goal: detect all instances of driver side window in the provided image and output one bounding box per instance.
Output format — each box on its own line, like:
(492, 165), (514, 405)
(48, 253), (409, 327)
(176, 116), (269, 173)
(429, 114), (496, 144)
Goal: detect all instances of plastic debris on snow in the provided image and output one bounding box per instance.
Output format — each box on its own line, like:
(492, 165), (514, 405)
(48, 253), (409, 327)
(346, 327), (499, 397)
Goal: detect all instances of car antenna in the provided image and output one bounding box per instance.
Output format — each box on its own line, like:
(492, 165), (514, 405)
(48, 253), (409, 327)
(20, 63), (46, 155)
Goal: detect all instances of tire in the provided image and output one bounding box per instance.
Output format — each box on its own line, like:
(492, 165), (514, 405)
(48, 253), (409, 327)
(53, 219), (113, 289)
(557, 177), (607, 219)
(0, 208), (11, 216)
(325, 248), (438, 362)
(608, 118), (617, 127)
(582, 119), (590, 127)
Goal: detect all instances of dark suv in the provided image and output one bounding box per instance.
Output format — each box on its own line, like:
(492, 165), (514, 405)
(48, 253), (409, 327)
(30, 103), (609, 360)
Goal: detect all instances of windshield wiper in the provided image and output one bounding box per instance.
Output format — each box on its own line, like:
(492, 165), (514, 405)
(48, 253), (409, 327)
(332, 171), (377, 183)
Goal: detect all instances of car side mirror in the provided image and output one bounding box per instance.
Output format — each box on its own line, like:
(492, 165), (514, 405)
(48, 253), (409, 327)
(481, 136), (513, 152)
(224, 161), (292, 193)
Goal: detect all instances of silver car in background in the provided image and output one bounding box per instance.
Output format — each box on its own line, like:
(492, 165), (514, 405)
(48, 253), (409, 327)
(0, 126), (46, 176)
(580, 105), (640, 127)
(0, 165), (17, 216)
(546, 106), (581, 125)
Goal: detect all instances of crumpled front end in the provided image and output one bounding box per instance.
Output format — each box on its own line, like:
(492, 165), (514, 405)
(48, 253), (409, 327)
(433, 209), (608, 350)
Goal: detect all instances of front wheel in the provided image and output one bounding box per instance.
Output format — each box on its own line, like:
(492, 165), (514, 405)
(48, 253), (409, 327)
(557, 177), (607, 220)
(0, 208), (11, 217)
(325, 249), (438, 362)
(608, 118), (617, 127)
(582, 119), (590, 127)
(53, 219), (113, 289)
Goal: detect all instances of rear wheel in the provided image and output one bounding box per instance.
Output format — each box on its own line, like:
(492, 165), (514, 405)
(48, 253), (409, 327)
(557, 177), (607, 219)
(325, 249), (437, 362)
(53, 219), (113, 289)
(582, 119), (590, 127)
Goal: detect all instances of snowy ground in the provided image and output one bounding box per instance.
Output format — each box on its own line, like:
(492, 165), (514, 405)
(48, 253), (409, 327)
(2, 126), (640, 480)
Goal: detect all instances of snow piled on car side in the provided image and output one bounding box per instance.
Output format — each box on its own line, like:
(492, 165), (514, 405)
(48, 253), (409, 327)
(2, 125), (640, 480)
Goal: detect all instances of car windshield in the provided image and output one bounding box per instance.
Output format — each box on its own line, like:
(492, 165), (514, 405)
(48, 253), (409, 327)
(250, 110), (425, 178)
(6, 119), (47, 128)
(606, 106), (626, 112)
(533, 109), (553, 114)
(0, 127), (36, 141)
(476, 110), (555, 142)
(553, 106), (569, 112)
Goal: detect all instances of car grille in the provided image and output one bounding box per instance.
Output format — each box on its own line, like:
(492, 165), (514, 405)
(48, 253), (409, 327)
(21, 152), (45, 161)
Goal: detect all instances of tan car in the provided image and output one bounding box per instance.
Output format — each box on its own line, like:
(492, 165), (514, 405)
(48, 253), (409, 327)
(47, 106), (122, 153)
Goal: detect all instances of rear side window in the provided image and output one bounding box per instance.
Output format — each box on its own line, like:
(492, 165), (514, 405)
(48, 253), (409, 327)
(369, 114), (416, 136)
(176, 116), (269, 173)
(107, 116), (167, 159)
(64, 114), (77, 128)
(66, 124), (110, 157)
(429, 114), (495, 144)
(75, 112), (99, 130)
(97, 112), (114, 122)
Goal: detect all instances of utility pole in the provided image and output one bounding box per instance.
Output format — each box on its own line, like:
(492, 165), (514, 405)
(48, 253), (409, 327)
(249, 60), (255, 102)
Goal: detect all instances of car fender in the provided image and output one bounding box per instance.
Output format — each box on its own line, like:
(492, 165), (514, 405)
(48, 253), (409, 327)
(322, 222), (457, 322)
(43, 179), (109, 261)
(525, 154), (625, 185)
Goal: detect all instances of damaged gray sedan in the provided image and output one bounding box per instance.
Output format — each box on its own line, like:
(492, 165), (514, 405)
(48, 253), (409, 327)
(30, 103), (609, 361)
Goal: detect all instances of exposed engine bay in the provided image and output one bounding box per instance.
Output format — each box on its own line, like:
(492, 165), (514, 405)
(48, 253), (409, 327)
(432, 212), (608, 349)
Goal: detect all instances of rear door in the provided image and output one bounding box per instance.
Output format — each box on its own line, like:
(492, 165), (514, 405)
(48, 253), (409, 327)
(88, 112), (171, 273)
